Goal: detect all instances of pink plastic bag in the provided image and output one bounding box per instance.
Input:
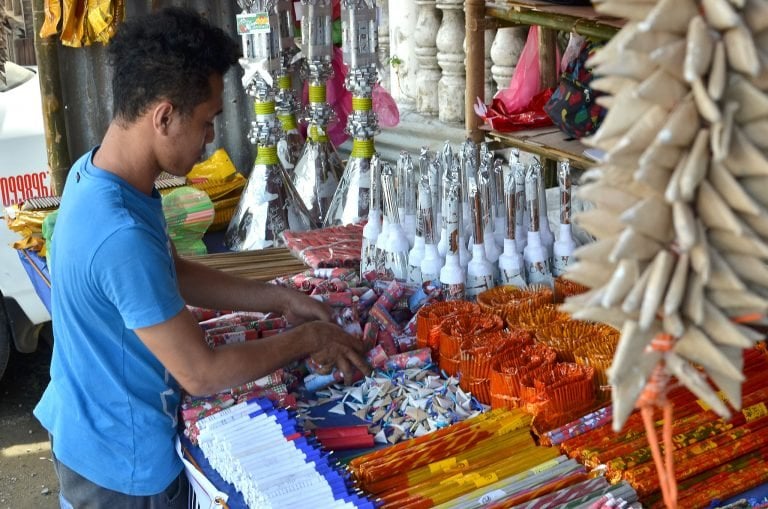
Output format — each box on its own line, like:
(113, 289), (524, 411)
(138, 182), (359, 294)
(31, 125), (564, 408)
(494, 26), (550, 114)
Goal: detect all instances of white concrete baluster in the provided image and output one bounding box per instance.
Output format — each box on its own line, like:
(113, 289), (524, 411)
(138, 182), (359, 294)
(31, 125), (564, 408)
(436, 0), (465, 123)
(377, 0), (392, 92)
(490, 26), (527, 93)
(389, 0), (419, 107)
(485, 28), (497, 100)
(414, 0), (441, 115)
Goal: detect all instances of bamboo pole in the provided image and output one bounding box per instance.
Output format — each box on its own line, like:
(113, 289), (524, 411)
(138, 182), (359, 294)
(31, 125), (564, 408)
(465, 0), (486, 143)
(31, 0), (70, 196)
(486, 4), (619, 41)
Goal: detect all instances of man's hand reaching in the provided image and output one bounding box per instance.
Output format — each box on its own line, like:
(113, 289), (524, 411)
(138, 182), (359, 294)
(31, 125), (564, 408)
(300, 321), (371, 385)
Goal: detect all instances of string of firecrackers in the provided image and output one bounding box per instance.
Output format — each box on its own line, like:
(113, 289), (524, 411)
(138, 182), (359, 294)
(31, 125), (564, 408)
(298, 368), (488, 446)
(39, 0), (125, 47)
(560, 0), (768, 506)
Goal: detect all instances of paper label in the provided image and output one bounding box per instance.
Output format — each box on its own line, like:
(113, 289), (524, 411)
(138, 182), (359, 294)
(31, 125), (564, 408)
(465, 274), (494, 299)
(743, 402), (768, 422)
(442, 282), (465, 301)
(552, 255), (570, 277)
(407, 264), (422, 285)
(478, 489), (508, 504)
(236, 12), (271, 34)
(429, 457), (457, 474)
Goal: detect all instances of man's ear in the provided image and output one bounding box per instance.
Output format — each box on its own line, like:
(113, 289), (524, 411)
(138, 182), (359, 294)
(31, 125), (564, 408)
(151, 101), (175, 135)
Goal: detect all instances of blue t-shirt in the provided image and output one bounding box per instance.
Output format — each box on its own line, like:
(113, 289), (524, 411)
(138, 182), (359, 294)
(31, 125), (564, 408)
(34, 149), (186, 495)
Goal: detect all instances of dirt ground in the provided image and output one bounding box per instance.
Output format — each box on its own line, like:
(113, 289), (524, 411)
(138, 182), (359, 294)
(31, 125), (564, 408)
(0, 343), (59, 509)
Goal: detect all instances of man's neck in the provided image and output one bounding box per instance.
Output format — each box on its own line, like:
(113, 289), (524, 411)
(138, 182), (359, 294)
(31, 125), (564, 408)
(92, 121), (160, 196)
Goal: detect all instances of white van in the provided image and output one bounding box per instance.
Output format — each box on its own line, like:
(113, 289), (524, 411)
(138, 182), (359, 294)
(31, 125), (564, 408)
(0, 62), (54, 380)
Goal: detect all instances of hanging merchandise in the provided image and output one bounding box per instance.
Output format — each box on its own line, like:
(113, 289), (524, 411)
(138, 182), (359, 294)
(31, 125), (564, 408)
(40, 0), (125, 47)
(498, 161), (527, 287)
(523, 165), (553, 286)
(324, 0), (379, 226)
(225, 0), (313, 251)
(274, 0), (304, 171)
(562, 0), (768, 506)
(553, 159), (577, 276)
(293, 0), (344, 227)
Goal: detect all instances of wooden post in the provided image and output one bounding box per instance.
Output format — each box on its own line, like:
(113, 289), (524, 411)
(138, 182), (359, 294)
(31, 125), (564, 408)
(537, 26), (557, 91)
(465, 0), (485, 143)
(31, 0), (70, 196)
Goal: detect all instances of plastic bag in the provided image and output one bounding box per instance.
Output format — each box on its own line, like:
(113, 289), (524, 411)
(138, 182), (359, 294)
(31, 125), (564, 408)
(494, 26), (542, 114)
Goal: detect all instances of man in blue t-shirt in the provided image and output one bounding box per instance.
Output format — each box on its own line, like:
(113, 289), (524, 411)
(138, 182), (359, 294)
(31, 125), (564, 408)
(34, 7), (368, 508)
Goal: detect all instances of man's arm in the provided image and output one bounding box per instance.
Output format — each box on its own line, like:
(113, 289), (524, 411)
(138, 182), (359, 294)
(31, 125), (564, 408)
(135, 307), (369, 396)
(174, 253), (331, 325)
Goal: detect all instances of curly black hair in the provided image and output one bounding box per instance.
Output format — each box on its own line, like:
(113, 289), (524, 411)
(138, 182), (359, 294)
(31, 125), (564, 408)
(107, 7), (241, 123)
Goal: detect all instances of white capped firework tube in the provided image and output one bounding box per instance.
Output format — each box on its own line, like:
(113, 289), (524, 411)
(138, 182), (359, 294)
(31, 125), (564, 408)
(535, 159), (555, 259)
(407, 150), (429, 284)
(360, 153), (382, 276)
(428, 152), (442, 241)
(479, 153), (501, 279)
(498, 166), (526, 287)
(324, 0), (379, 226)
(523, 166), (553, 286)
(465, 175), (496, 300)
(459, 140), (478, 234)
(419, 167), (443, 285)
(398, 151), (418, 247)
(439, 168), (466, 301)
(293, 0), (344, 227)
(274, 0), (303, 171)
(437, 151), (451, 259)
(514, 160), (528, 254)
(380, 163), (409, 281)
(553, 159), (577, 276)
(491, 157), (506, 247)
(226, 0), (313, 251)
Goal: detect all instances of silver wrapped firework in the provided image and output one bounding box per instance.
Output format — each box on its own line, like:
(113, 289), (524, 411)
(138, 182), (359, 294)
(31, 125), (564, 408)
(293, 0), (344, 227)
(227, 0), (313, 251)
(523, 166), (553, 285)
(380, 163), (409, 281)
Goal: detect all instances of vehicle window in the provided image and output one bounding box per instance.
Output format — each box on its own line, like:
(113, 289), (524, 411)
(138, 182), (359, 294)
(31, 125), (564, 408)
(0, 62), (36, 93)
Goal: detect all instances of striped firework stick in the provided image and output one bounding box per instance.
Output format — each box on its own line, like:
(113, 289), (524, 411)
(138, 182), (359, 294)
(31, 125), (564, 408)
(602, 392), (768, 475)
(544, 405), (612, 446)
(625, 416), (768, 496)
(308, 267), (359, 281)
(490, 476), (609, 509)
(569, 371), (768, 462)
(484, 470), (589, 509)
(372, 428), (541, 498)
(653, 445), (768, 508)
(350, 410), (527, 487)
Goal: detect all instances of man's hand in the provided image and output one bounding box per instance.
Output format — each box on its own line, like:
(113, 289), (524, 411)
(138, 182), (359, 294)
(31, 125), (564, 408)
(301, 321), (371, 385)
(279, 289), (334, 325)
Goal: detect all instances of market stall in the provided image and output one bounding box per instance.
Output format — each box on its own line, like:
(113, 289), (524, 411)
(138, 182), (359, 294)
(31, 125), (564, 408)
(8, 0), (768, 508)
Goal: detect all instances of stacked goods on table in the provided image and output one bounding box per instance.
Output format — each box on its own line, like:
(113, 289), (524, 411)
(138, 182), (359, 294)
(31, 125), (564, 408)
(161, 186), (215, 256)
(282, 222), (364, 269)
